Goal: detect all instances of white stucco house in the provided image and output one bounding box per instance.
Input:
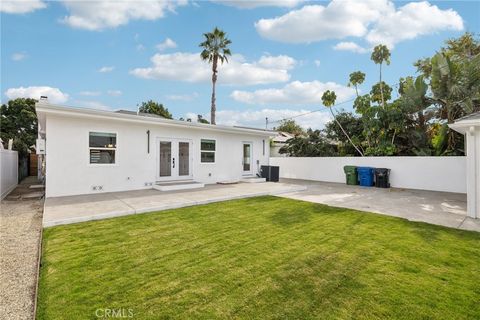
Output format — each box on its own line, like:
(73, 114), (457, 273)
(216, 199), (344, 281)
(450, 112), (480, 219)
(36, 101), (275, 198)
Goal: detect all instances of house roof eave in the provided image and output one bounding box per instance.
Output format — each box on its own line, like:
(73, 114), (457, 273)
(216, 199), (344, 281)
(36, 102), (276, 137)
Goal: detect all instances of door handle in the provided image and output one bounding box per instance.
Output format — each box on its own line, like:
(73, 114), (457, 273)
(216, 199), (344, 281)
(173, 157), (175, 168)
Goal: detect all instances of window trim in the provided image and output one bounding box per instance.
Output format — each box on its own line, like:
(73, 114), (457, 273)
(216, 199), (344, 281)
(88, 131), (118, 166)
(200, 138), (216, 164)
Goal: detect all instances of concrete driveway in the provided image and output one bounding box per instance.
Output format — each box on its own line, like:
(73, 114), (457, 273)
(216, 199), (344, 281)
(278, 179), (479, 232)
(43, 179), (479, 232)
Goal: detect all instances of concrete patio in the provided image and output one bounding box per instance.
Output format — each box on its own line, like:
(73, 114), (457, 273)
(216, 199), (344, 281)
(43, 182), (306, 227)
(43, 179), (480, 232)
(279, 179), (479, 232)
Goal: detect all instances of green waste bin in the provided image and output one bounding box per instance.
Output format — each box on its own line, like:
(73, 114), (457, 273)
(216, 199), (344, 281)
(343, 166), (358, 185)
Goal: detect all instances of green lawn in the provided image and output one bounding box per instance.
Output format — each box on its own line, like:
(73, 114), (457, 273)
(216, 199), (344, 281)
(38, 196), (480, 319)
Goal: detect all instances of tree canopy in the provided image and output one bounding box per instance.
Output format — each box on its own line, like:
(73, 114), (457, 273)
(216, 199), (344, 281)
(0, 98), (38, 156)
(138, 100), (173, 119)
(275, 119), (305, 136)
(281, 33), (479, 157)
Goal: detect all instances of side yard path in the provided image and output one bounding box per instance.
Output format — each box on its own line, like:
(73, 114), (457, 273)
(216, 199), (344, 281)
(0, 177), (44, 320)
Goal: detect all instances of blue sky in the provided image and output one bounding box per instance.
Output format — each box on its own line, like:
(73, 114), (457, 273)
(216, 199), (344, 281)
(2, 0), (479, 129)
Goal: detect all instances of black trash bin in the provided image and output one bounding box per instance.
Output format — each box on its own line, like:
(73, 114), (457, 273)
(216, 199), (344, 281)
(260, 165), (280, 182)
(374, 168), (391, 188)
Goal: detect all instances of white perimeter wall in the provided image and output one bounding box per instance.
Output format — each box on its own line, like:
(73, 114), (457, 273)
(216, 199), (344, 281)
(45, 114), (270, 197)
(0, 149), (18, 199)
(270, 156), (466, 193)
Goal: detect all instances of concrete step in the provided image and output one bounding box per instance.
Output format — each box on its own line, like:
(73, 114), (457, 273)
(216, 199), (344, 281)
(153, 180), (205, 192)
(241, 176), (266, 183)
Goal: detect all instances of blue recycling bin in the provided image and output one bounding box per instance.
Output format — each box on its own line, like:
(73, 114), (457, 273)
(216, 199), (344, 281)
(357, 167), (375, 187)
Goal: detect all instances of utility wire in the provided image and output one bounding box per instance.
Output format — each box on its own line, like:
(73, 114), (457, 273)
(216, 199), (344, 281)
(268, 97), (356, 125)
(191, 62), (455, 129)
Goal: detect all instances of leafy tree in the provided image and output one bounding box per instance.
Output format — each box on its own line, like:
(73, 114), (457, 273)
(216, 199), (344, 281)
(0, 98), (38, 156)
(444, 32), (480, 58)
(138, 100), (172, 119)
(279, 129), (337, 157)
(348, 71), (366, 97)
(411, 32), (480, 154)
(322, 90), (364, 156)
(197, 115), (210, 124)
(370, 81), (392, 104)
(371, 44), (391, 109)
(199, 27), (232, 125)
(324, 111), (364, 156)
(394, 76), (434, 155)
(275, 119), (305, 136)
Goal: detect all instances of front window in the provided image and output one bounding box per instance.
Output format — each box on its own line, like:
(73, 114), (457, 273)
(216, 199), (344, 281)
(200, 139), (215, 163)
(89, 132), (116, 164)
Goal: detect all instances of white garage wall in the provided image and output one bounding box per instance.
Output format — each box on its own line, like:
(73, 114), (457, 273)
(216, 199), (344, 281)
(270, 156), (466, 193)
(0, 149), (18, 199)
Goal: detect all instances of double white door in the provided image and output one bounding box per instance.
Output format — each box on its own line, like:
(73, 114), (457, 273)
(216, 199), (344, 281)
(157, 138), (192, 180)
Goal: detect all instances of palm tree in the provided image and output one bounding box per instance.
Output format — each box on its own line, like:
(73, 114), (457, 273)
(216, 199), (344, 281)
(371, 44), (390, 109)
(348, 71), (366, 97)
(322, 90), (364, 156)
(199, 27), (232, 125)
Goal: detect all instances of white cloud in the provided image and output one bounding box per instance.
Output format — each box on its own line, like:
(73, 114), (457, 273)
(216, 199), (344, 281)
(131, 53), (295, 85)
(333, 41), (368, 53)
(314, 60), (321, 67)
(11, 52), (27, 61)
(255, 0), (464, 49)
(79, 91), (101, 96)
(231, 80), (355, 106)
(107, 90), (122, 97)
(5, 86), (69, 104)
(257, 55), (296, 70)
(255, 1), (392, 43)
(166, 92), (199, 101)
(366, 1), (464, 48)
(187, 108), (332, 130)
(59, 0), (187, 31)
(0, 0), (46, 14)
(213, 0), (304, 9)
(136, 44), (146, 51)
(98, 66), (114, 73)
(156, 38), (177, 51)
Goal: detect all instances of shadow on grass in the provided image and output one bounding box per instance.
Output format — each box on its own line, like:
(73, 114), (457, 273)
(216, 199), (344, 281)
(270, 207), (313, 226)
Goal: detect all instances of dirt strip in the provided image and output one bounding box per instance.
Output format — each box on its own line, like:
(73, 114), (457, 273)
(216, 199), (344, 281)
(0, 179), (43, 320)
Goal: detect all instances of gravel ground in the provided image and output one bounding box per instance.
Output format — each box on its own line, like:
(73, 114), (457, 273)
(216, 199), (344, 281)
(0, 180), (43, 320)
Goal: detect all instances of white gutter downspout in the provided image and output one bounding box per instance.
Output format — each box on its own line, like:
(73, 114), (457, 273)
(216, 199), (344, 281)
(466, 126), (478, 218)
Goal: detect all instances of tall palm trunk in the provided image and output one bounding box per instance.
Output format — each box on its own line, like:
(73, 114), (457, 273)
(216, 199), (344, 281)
(379, 63), (385, 109)
(328, 108), (364, 156)
(210, 55), (218, 125)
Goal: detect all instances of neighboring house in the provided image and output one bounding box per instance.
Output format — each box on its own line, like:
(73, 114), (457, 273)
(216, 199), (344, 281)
(36, 101), (274, 198)
(270, 132), (294, 157)
(450, 111), (480, 219)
